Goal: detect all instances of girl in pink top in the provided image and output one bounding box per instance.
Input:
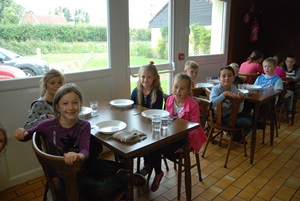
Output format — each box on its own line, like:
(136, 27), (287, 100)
(274, 53), (286, 78)
(239, 49), (264, 83)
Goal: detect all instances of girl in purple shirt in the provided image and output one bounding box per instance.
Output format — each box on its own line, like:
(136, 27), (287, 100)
(14, 83), (145, 199)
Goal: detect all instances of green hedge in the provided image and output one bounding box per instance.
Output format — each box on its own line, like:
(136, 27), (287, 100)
(0, 24), (107, 42)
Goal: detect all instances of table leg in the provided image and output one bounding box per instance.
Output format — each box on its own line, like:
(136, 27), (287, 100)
(184, 134), (191, 201)
(124, 157), (134, 201)
(250, 104), (259, 164)
(270, 98), (275, 146)
(291, 94), (297, 126)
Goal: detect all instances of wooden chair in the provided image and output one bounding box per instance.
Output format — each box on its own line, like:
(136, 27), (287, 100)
(201, 96), (247, 168)
(238, 75), (247, 83)
(204, 87), (211, 100)
(157, 97), (210, 199)
(173, 97), (211, 200)
(32, 132), (124, 201)
(238, 73), (259, 84)
(275, 82), (291, 129)
(191, 87), (206, 99)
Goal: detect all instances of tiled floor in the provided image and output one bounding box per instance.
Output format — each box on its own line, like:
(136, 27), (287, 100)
(1, 102), (299, 201)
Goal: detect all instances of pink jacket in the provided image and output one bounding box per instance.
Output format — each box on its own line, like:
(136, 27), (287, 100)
(165, 95), (207, 153)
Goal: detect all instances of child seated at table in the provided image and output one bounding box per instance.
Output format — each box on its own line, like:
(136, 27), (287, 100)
(14, 83), (146, 200)
(229, 62), (244, 84)
(184, 60), (199, 88)
(239, 49), (264, 84)
(158, 73), (207, 189)
(274, 53), (286, 78)
(210, 66), (252, 142)
(254, 57), (283, 91)
(255, 57), (294, 117)
(282, 54), (300, 82)
(131, 61), (164, 189)
(131, 61), (163, 109)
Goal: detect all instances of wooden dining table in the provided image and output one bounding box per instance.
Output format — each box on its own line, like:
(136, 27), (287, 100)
(86, 100), (199, 201)
(244, 89), (282, 164)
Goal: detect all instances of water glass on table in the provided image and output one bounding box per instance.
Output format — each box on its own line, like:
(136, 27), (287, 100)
(152, 115), (161, 132)
(206, 77), (212, 83)
(90, 101), (98, 116)
(161, 116), (169, 129)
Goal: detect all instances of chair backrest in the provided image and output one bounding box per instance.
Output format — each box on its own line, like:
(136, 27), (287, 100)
(32, 132), (82, 201)
(204, 87), (211, 100)
(193, 97), (211, 128)
(238, 73), (259, 84)
(214, 96), (243, 127)
(238, 75), (247, 83)
(191, 87), (205, 98)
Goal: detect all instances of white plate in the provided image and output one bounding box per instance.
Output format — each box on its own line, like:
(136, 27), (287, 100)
(78, 106), (92, 118)
(110, 99), (134, 108)
(239, 89), (249, 94)
(195, 83), (214, 88)
(94, 120), (127, 134)
(141, 109), (170, 119)
(246, 84), (262, 91)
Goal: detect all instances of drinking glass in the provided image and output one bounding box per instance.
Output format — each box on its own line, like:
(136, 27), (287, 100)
(161, 116), (169, 129)
(206, 77), (212, 83)
(152, 115), (161, 132)
(90, 101), (98, 116)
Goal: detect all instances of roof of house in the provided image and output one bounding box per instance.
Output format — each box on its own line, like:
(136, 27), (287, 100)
(149, 0), (212, 28)
(21, 13), (68, 25)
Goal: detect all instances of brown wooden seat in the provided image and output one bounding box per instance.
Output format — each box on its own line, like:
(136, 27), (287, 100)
(202, 96), (247, 168)
(275, 82), (290, 129)
(191, 87), (206, 99)
(204, 87), (211, 100)
(173, 97), (211, 199)
(238, 73), (259, 84)
(238, 75), (247, 83)
(32, 132), (124, 201)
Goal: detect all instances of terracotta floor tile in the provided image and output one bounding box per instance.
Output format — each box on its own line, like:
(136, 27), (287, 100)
(200, 185), (223, 200)
(219, 185), (241, 200)
(256, 184), (278, 200)
(275, 185), (297, 200)
(214, 175), (235, 189)
(238, 185), (260, 200)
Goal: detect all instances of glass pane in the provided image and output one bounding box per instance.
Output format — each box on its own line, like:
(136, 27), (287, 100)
(129, 0), (169, 67)
(129, 0), (170, 94)
(1, 0), (108, 79)
(189, 0), (226, 56)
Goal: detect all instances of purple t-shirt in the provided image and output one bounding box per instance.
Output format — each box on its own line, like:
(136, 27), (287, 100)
(25, 118), (91, 159)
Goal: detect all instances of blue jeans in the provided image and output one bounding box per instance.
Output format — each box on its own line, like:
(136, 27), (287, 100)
(222, 113), (252, 141)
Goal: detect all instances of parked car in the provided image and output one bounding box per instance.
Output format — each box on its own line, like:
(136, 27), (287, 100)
(0, 64), (27, 80)
(0, 48), (49, 76)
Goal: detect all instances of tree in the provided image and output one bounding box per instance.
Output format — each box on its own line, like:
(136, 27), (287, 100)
(74, 9), (89, 24)
(0, 0), (24, 24)
(55, 6), (73, 23)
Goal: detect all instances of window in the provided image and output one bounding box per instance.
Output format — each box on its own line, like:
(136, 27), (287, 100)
(188, 0), (226, 56)
(129, 0), (170, 93)
(1, 0), (108, 78)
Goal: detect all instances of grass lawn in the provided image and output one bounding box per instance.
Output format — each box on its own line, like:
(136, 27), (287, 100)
(40, 53), (169, 93)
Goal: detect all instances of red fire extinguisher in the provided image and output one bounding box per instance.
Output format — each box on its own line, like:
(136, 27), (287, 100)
(250, 20), (259, 42)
